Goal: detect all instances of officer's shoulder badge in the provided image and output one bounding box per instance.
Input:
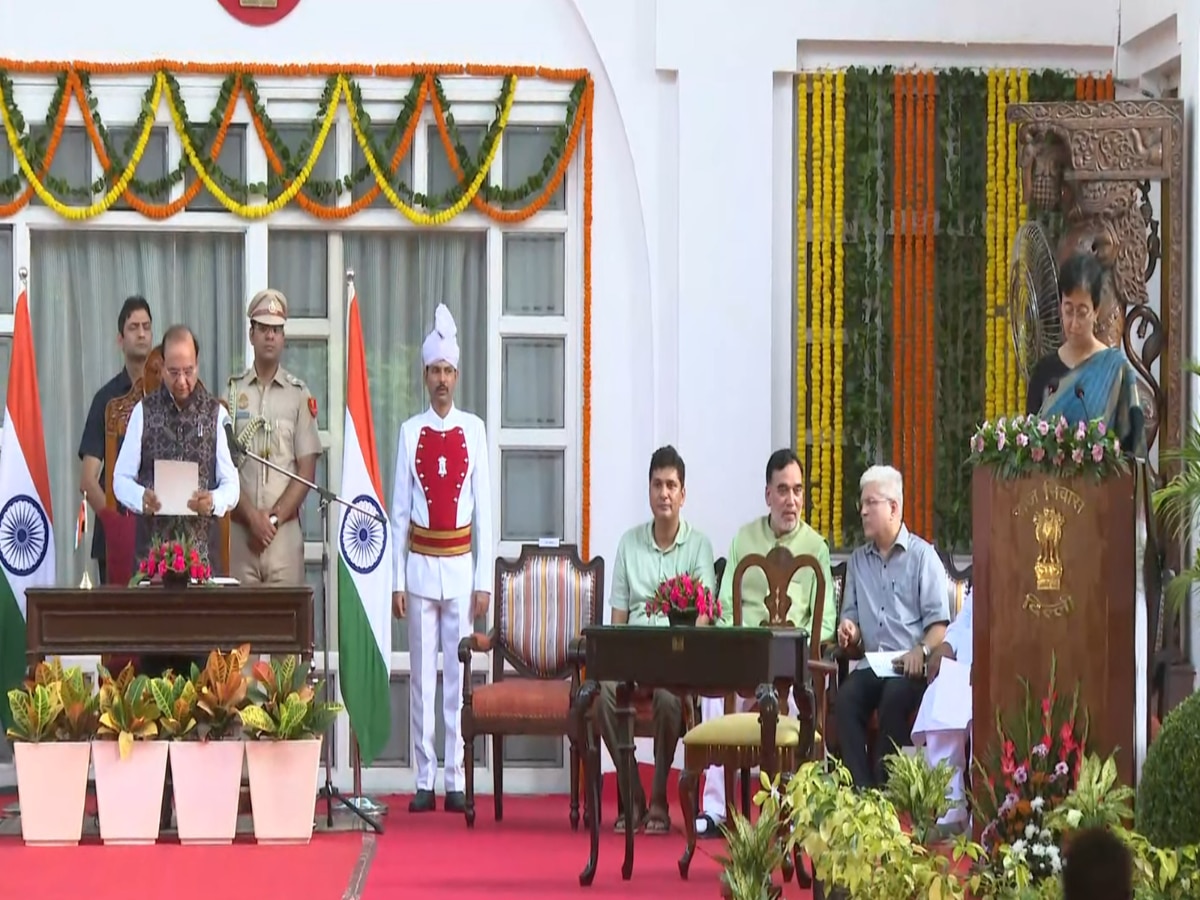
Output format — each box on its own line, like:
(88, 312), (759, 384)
(286, 372), (305, 388)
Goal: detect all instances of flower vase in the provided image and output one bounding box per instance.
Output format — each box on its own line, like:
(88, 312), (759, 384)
(667, 608), (699, 628)
(162, 570), (189, 589)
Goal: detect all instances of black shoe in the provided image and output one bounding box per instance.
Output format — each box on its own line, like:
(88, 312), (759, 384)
(444, 791), (466, 813)
(695, 813), (723, 840)
(408, 790), (436, 813)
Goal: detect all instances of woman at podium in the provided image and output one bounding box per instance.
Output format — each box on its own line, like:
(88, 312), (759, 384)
(1024, 252), (1146, 457)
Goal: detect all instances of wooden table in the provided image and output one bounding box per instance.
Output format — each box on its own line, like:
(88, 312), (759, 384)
(572, 624), (811, 886)
(25, 586), (314, 661)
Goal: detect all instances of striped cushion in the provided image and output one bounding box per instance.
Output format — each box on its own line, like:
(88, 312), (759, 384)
(498, 555), (599, 678)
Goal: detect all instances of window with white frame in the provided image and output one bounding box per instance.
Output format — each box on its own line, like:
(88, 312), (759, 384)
(0, 73), (581, 776)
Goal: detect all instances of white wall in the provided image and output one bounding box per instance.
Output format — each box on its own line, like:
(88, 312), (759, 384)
(0, 0), (1190, 568)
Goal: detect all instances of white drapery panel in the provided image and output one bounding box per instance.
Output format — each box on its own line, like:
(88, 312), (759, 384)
(30, 229), (244, 586)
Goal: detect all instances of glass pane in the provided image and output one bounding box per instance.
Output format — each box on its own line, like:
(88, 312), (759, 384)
(501, 337), (564, 428)
(273, 123), (336, 201)
(286, 339), (328, 430)
(301, 453), (328, 543)
(503, 234), (565, 316)
(500, 450), (565, 541)
(0, 336), (10, 408)
(184, 125), (246, 211)
(268, 231), (328, 317)
(306, 561), (326, 650)
(426, 125), (484, 211)
(351, 124), (414, 210)
(30, 230), (244, 587)
(0, 134), (11, 176)
(502, 125), (565, 211)
(107, 126), (169, 212)
(0, 226), (11, 314)
(30, 126), (90, 207)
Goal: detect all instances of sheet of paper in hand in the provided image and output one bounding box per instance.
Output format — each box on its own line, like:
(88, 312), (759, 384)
(154, 459), (200, 516)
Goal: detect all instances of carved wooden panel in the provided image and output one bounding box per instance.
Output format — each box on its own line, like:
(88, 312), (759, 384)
(1008, 99), (1184, 459)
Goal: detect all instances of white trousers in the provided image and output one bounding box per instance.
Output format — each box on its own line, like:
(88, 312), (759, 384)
(409, 592), (472, 792)
(918, 728), (968, 826)
(698, 692), (800, 826)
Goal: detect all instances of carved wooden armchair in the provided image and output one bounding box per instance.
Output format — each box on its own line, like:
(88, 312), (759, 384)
(458, 543), (604, 829)
(677, 546), (830, 882)
(101, 348), (231, 583)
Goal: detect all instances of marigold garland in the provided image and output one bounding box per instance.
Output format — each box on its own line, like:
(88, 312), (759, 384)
(891, 72), (905, 472)
(810, 74), (825, 533)
(0, 63), (590, 224)
(796, 74), (809, 483)
(820, 71), (835, 540)
(984, 70), (998, 420)
(581, 74), (594, 560)
(922, 71), (936, 539)
(831, 70), (845, 547)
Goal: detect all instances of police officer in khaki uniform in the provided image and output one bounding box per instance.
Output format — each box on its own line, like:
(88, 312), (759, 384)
(228, 289), (322, 584)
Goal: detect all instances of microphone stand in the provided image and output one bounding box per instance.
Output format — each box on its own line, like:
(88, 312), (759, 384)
(233, 442), (385, 833)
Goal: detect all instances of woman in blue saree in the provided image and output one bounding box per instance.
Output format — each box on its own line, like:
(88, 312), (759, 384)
(1024, 252), (1146, 457)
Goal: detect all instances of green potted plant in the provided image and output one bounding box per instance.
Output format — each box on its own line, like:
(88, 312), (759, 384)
(93, 662), (165, 844)
(238, 654), (342, 843)
(882, 745), (957, 847)
(715, 807), (785, 900)
(164, 645), (251, 845)
(5, 660), (97, 845)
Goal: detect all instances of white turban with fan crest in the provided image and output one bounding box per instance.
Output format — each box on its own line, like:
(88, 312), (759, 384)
(421, 303), (460, 368)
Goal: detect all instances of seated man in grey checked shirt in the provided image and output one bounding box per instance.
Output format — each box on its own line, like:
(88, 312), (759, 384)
(835, 464), (950, 788)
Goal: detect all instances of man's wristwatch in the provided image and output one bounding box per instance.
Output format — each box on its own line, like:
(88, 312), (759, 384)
(921, 643), (931, 659)
(269, 513), (279, 527)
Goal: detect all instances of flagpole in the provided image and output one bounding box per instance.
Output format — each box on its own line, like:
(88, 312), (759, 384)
(311, 268), (385, 832)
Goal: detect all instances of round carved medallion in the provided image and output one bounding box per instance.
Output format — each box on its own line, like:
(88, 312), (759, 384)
(216, 0), (301, 27)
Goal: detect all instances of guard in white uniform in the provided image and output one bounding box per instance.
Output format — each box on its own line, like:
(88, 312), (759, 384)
(391, 303), (493, 814)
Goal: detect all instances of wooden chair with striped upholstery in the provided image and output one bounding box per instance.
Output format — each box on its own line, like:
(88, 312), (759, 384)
(459, 543), (604, 829)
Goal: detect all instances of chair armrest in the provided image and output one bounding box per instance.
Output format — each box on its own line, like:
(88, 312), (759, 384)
(809, 659), (838, 677)
(566, 636), (587, 668)
(457, 631), (495, 664)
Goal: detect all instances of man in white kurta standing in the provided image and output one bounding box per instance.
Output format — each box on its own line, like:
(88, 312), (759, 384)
(911, 586), (973, 832)
(391, 303), (492, 814)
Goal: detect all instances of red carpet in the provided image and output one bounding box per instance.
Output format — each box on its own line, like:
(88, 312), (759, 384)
(362, 765), (806, 899)
(1, 764), (815, 898)
(0, 831), (363, 900)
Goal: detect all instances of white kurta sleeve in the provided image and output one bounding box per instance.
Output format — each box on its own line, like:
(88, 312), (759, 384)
(390, 424), (412, 592)
(471, 419), (493, 594)
(112, 402), (147, 513)
(945, 589), (974, 670)
(211, 405), (240, 517)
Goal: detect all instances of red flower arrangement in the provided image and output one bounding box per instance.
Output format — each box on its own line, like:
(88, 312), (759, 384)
(644, 573), (721, 623)
(972, 654), (1088, 871)
(130, 534), (212, 586)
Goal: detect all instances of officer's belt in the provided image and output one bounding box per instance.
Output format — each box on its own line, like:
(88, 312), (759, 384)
(409, 523), (472, 557)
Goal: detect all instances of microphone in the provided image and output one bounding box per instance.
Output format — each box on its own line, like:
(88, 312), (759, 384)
(224, 422), (247, 467)
(1074, 385), (1094, 424)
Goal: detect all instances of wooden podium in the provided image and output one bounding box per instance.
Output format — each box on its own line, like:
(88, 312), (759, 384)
(971, 466), (1146, 789)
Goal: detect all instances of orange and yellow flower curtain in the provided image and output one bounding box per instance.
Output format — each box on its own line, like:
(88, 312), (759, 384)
(795, 67), (1112, 550)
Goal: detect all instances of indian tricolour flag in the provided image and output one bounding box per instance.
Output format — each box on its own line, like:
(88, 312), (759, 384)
(0, 288), (55, 729)
(336, 281), (392, 765)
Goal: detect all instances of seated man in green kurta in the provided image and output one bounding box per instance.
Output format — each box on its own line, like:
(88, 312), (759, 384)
(694, 447), (837, 837)
(596, 445), (717, 835)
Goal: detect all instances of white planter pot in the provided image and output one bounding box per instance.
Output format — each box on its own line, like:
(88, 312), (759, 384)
(169, 740), (245, 845)
(92, 740), (169, 845)
(13, 741), (91, 846)
(245, 738), (322, 844)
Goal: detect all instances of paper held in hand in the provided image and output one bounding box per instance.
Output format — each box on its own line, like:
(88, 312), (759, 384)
(154, 459), (199, 516)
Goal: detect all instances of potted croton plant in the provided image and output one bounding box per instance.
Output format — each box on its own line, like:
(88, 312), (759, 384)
(238, 655), (343, 844)
(160, 644), (251, 845)
(93, 662), (165, 844)
(5, 660), (98, 845)
(129, 533), (213, 588)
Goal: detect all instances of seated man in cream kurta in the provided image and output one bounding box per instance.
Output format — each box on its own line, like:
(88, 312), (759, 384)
(597, 445), (717, 836)
(695, 448), (837, 837)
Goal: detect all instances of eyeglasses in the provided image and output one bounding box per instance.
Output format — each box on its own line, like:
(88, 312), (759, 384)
(859, 498), (890, 510)
(166, 366), (196, 380)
